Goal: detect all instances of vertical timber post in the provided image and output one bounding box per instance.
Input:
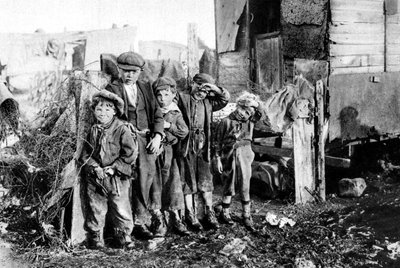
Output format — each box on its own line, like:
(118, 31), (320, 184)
(187, 23), (199, 83)
(316, 80), (326, 201)
(293, 111), (315, 204)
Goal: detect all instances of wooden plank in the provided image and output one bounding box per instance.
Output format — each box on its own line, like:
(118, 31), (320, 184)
(187, 23), (199, 80)
(215, 0), (247, 53)
(330, 55), (384, 68)
(387, 55), (400, 65)
(330, 44), (384, 56)
(330, 0), (383, 11)
(252, 144), (292, 157)
(387, 32), (400, 44)
(387, 44), (400, 54)
(293, 118), (315, 204)
(331, 10), (384, 23)
(329, 33), (384, 45)
(387, 65), (400, 71)
(325, 156), (351, 168)
(330, 22), (384, 34)
(330, 65), (384, 75)
(386, 14), (400, 24)
(316, 80), (325, 201)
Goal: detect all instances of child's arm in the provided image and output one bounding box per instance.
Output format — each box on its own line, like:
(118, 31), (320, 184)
(168, 112), (189, 140)
(109, 125), (138, 177)
(202, 83), (230, 112)
(80, 128), (105, 179)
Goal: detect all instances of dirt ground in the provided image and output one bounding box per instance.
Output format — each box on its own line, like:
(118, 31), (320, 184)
(1, 169), (400, 268)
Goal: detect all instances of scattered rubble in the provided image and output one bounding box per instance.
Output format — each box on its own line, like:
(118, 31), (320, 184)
(338, 178), (367, 197)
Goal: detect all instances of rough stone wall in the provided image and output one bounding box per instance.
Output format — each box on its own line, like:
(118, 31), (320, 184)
(281, 0), (328, 60)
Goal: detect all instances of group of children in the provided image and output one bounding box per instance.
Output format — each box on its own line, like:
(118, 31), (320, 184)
(80, 51), (262, 249)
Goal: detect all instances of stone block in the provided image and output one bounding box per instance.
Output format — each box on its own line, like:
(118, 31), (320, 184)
(338, 178), (367, 197)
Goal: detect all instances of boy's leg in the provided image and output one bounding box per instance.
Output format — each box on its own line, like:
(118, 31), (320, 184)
(84, 180), (108, 249)
(149, 154), (166, 237)
(108, 178), (135, 248)
(238, 146), (255, 231)
(132, 135), (155, 239)
(184, 194), (203, 231)
(220, 196), (234, 225)
(220, 153), (236, 225)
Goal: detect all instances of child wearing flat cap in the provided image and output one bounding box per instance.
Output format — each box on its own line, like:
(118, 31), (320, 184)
(151, 76), (190, 236)
(106, 51), (164, 239)
(177, 73), (230, 231)
(214, 92), (262, 232)
(80, 90), (138, 249)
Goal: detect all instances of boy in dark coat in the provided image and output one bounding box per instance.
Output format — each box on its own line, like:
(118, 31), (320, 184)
(177, 73), (230, 230)
(80, 90), (138, 249)
(105, 51), (163, 239)
(214, 92), (261, 231)
(152, 76), (190, 236)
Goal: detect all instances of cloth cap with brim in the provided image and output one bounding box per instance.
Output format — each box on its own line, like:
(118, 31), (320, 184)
(117, 51), (145, 70)
(92, 90), (125, 117)
(152, 76), (177, 91)
(193, 73), (215, 85)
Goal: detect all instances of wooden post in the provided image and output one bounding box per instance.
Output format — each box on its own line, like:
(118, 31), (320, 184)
(293, 117), (315, 204)
(187, 23), (199, 82)
(70, 71), (107, 245)
(316, 80), (326, 201)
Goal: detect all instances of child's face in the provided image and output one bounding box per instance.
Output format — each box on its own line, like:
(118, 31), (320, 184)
(94, 100), (116, 125)
(121, 67), (141, 85)
(156, 88), (175, 108)
(191, 83), (208, 101)
(235, 106), (254, 121)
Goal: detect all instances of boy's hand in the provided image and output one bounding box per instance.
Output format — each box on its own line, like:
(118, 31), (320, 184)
(104, 166), (115, 176)
(164, 120), (171, 129)
(147, 133), (162, 154)
(94, 166), (106, 180)
(202, 83), (221, 95)
(216, 157), (223, 174)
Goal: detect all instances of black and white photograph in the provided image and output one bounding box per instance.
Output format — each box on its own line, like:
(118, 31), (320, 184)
(0, 0), (400, 267)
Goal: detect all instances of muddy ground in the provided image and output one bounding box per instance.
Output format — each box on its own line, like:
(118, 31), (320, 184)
(1, 168), (400, 268)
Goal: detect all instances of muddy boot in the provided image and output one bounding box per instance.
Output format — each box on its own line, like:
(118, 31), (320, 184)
(204, 207), (220, 230)
(114, 229), (135, 249)
(185, 210), (203, 232)
(242, 200), (255, 232)
(133, 224), (153, 240)
(171, 212), (190, 236)
(87, 231), (104, 250)
(219, 205), (234, 225)
(150, 211), (167, 237)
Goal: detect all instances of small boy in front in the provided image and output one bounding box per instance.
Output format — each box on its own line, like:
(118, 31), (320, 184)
(80, 90), (137, 249)
(151, 76), (190, 236)
(214, 92), (261, 231)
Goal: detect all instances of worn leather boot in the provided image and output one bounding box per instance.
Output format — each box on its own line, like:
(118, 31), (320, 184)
(151, 212), (167, 237)
(243, 216), (255, 232)
(185, 210), (203, 232)
(133, 224), (153, 240)
(87, 231), (104, 250)
(171, 213), (190, 236)
(220, 208), (234, 225)
(204, 210), (220, 230)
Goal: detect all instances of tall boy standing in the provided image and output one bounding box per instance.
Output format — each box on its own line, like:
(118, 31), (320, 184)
(106, 51), (163, 239)
(177, 73), (230, 230)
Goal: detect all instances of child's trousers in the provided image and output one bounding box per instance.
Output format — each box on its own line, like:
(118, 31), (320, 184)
(84, 175), (133, 237)
(221, 144), (255, 200)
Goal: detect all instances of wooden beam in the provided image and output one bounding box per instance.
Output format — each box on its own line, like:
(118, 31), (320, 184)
(316, 80), (326, 201)
(330, 55), (384, 68)
(329, 33), (384, 45)
(330, 66), (384, 75)
(252, 144), (292, 157)
(331, 10), (384, 23)
(330, 44), (384, 56)
(325, 156), (351, 168)
(293, 118), (315, 204)
(187, 23), (199, 80)
(330, 22), (384, 34)
(330, 0), (383, 11)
